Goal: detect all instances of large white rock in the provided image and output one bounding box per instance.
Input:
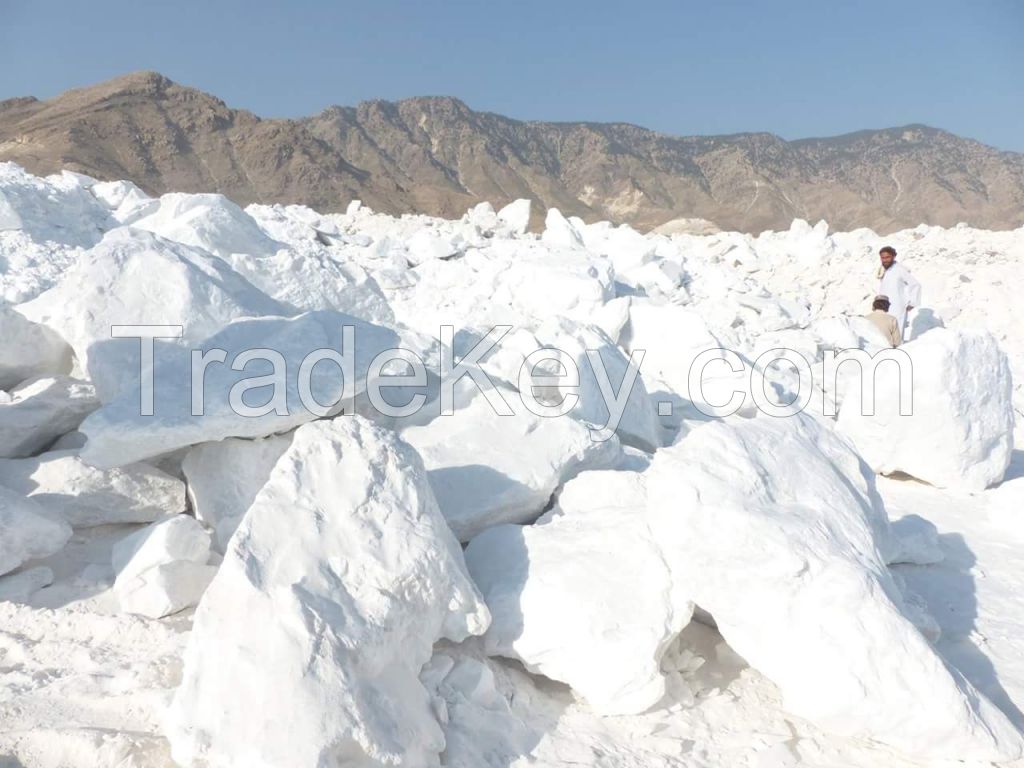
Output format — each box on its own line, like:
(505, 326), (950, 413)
(112, 514), (215, 618)
(181, 434), (293, 551)
(622, 300), (744, 418)
(0, 486), (72, 576)
(404, 228), (460, 266)
(496, 199), (531, 234)
(129, 192), (282, 259)
(90, 179), (154, 222)
(165, 418), (489, 768)
(646, 413), (1024, 761)
(0, 303), (72, 390)
(0, 450), (185, 527)
(465, 470), (692, 714)
(130, 192), (394, 322)
(463, 201), (500, 231)
(117, 557), (216, 619)
(402, 385), (622, 541)
(580, 222), (657, 275)
(78, 310), (400, 468)
(533, 318), (661, 451)
(482, 319), (661, 450)
(390, 238), (613, 336)
(0, 163), (111, 246)
(541, 207), (583, 249)
(837, 328), (1014, 490)
(18, 227), (287, 401)
(0, 376), (99, 458)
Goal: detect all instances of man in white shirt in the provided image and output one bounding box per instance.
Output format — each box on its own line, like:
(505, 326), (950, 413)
(877, 246), (921, 335)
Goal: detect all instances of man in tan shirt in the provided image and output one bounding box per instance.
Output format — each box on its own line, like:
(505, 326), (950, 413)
(865, 295), (902, 347)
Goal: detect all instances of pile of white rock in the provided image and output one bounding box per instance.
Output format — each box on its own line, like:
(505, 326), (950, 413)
(0, 161), (1020, 766)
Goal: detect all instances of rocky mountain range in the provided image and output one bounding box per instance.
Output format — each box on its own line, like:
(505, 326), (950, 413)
(2, 71), (1022, 234)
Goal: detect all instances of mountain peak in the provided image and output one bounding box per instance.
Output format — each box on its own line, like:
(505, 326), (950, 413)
(65, 70), (177, 101)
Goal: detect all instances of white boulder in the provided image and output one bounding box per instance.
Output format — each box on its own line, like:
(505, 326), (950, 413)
(0, 450), (185, 527)
(623, 301), (721, 393)
(0, 162), (111, 246)
(0, 376), (99, 458)
(165, 418), (489, 768)
(465, 470), (692, 714)
(464, 201), (500, 231)
(90, 179), (153, 222)
(111, 514), (215, 619)
(405, 228), (460, 266)
(129, 192), (281, 259)
(0, 231), (88, 305)
(390, 238), (613, 335)
(131, 192), (395, 322)
(0, 486), (72, 576)
(401, 384), (622, 541)
(0, 303), (72, 390)
(496, 199), (531, 234)
(181, 434), (293, 551)
(532, 318), (661, 451)
(78, 310), (400, 468)
(837, 328), (1014, 490)
(18, 227), (287, 401)
(646, 413), (1023, 761)
(541, 207), (583, 249)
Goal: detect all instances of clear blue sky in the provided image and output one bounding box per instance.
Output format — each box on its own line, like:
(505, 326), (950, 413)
(2, 0), (1022, 150)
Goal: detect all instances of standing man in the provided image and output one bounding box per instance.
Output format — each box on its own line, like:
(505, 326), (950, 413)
(877, 246), (921, 335)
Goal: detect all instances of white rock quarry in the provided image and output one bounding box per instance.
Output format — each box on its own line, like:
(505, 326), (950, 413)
(401, 384), (622, 541)
(0, 450), (185, 527)
(181, 433), (293, 551)
(18, 227), (287, 401)
(646, 413), (1024, 761)
(0, 303), (72, 390)
(0, 376), (99, 458)
(111, 514), (215, 619)
(838, 328), (1014, 491)
(78, 310), (400, 468)
(466, 470), (692, 715)
(0, 486), (72, 576)
(4, 162), (1024, 768)
(165, 417), (489, 768)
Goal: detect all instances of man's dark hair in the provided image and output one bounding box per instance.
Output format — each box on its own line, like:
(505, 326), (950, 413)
(873, 297), (891, 311)
(879, 246), (897, 257)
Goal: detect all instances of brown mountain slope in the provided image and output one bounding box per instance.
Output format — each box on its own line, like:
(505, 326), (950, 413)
(2, 71), (1022, 233)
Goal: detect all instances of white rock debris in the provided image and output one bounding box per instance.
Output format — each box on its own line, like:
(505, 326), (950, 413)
(1, 163), (1023, 768)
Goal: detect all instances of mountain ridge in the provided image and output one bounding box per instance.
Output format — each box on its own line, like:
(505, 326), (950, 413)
(2, 71), (1022, 234)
